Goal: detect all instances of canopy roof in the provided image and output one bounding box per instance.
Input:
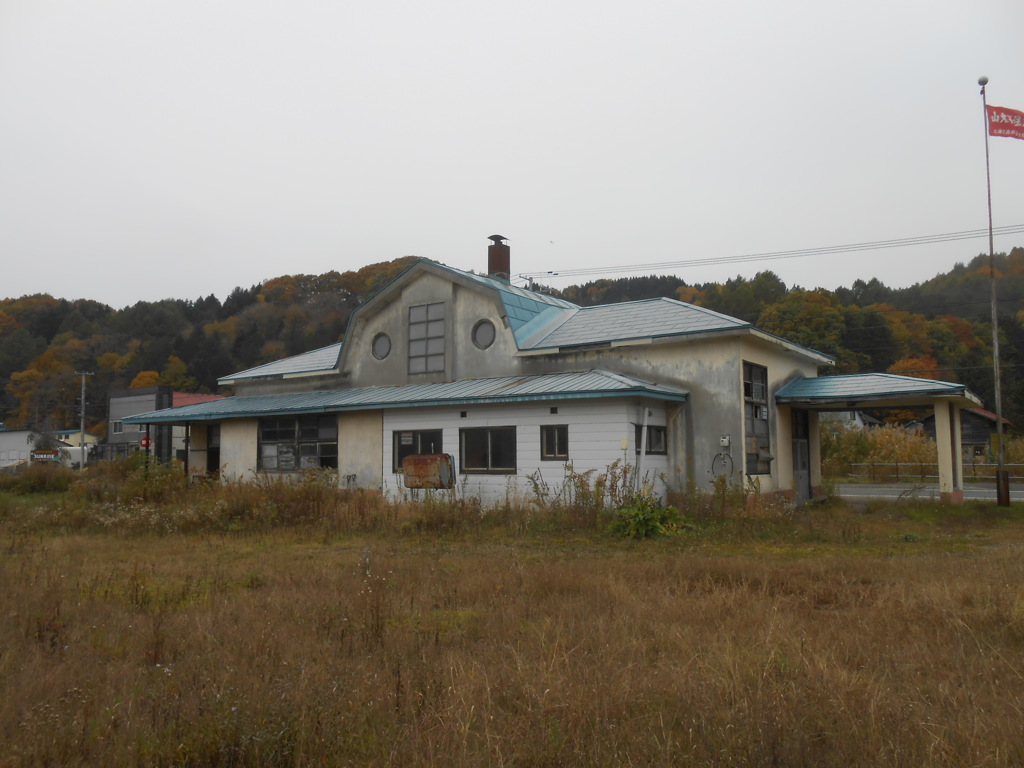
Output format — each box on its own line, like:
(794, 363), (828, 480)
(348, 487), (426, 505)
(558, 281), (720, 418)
(775, 374), (982, 409)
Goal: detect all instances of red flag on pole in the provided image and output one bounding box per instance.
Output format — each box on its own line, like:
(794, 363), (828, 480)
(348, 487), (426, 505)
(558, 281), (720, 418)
(987, 105), (1024, 140)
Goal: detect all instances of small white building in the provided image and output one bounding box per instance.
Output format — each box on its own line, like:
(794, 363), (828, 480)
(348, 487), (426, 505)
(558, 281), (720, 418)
(126, 237), (981, 504)
(0, 428), (36, 470)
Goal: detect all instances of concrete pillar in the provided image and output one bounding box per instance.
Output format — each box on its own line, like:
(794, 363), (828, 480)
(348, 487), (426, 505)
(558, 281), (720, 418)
(809, 410), (823, 498)
(667, 404), (689, 493)
(774, 405), (794, 495)
(934, 402), (964, 504)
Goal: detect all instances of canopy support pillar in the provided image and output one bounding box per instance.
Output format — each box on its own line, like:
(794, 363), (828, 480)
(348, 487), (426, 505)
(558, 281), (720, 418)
(934, 402), (964, 504)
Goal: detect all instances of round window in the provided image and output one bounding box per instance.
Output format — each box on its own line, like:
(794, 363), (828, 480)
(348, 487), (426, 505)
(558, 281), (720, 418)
(472, 319), (496, 349)
(372, 333), (391, 360)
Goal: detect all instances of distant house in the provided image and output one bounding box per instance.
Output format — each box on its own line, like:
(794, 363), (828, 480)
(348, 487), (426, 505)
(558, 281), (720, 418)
(0, 428), (80, 469)
(125, 236), (985, 504)
(921, 407), (1011, 458)
(0, 428), (35, 470)
(51, 429), (100, 448)
(104, 387), (223, 463)
(819, 410), (884, 433)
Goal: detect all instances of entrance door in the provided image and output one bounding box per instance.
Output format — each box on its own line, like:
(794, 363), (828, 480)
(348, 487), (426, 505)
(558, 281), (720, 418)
(792, 409), (811, 503)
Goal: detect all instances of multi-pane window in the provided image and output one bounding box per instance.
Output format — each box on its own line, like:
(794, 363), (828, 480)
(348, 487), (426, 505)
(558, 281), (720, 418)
(743, 362), (771, 474)
(540, 425), (569, 461)
(634, 424), (667, 455)
(409, 302), (445, 374)
(460, 427), (517, 474)
(111, 421), (124, 435)
(393, 429), (443, 472)
(259, 415), (338, 471)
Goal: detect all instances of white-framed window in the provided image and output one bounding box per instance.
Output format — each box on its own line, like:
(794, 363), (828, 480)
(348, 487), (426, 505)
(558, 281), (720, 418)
(460, 426), (516, 474)
(409, 302), (445, 374)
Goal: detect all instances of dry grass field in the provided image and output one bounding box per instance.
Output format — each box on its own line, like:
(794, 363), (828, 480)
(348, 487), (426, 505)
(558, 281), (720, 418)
(2, 463), (1024, 766)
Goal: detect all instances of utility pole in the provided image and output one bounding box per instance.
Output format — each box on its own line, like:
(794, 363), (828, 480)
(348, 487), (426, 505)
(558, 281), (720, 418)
(978, 77), (1010, 506)
(74, 371), (94, 468)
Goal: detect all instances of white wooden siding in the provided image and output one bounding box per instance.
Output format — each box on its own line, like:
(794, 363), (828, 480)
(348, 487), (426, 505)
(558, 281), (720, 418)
(381, 399), (669, 504)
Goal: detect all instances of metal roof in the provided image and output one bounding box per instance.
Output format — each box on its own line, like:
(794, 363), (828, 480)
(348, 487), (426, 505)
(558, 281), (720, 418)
(419, 262), (824, 358)
(776, 373), (981, 407)
(431, 264), (578, 346)
(125, 369), (689, 424)
(524, 297), (751, 350)
(218, 259), (829, 384)
(219, 343), (343, 384)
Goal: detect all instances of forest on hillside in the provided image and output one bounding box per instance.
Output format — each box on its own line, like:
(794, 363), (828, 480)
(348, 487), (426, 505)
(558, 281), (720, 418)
(2, 248), (1024, 438)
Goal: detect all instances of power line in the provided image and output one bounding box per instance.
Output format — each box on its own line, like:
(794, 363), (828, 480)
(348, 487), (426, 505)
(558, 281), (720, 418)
(516, 224), (1024, 283)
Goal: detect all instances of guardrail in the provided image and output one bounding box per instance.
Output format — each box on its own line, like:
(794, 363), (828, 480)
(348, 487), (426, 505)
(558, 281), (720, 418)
(843, 462), (1024, 482)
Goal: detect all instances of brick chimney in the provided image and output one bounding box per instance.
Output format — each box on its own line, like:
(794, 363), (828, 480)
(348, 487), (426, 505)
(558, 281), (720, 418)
(487, 235), (510, 281)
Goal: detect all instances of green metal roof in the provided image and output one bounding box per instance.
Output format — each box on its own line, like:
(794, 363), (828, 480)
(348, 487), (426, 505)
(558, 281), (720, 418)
(522, 297), (752, 349)
(445, 265), (578, 344)
(219, 343), (343, 385)
(776, 373), (981, 407)
(125, 369), (689, 424)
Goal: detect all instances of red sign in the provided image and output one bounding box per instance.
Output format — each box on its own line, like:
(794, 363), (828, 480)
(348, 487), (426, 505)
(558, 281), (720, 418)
(987, 105), (1024, 140)
(140, 436), (153, 448)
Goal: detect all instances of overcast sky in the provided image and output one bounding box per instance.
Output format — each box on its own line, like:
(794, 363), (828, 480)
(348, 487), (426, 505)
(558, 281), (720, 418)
(2, 0), (1023, 309)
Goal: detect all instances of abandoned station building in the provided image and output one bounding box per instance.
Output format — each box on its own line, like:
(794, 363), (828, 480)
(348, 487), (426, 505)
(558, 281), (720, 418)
(126, 237), (981, 503)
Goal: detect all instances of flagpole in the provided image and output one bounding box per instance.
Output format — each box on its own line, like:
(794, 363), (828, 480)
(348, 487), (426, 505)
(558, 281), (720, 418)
(979, 75), (1010, 506)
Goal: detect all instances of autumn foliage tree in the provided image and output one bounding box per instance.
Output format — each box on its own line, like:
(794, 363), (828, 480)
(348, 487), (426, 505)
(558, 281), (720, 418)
(3, 250), (1024, 431)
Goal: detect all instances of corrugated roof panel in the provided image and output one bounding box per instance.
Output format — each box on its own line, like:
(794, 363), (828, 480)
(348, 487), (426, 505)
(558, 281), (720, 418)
(219, 343), (343, 383)
(528, 298), (750, 350)
(125, 369), (689, 424)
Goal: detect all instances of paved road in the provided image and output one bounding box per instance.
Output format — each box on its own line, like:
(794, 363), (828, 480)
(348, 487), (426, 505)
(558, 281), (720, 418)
(834, 482), (1024, 503)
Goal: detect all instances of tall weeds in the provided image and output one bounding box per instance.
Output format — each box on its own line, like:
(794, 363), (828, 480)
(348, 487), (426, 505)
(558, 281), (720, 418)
(2, 520), (1024, 766)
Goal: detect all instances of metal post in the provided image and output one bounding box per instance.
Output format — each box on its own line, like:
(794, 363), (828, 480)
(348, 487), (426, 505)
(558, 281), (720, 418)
(979, 76), (1010, 506)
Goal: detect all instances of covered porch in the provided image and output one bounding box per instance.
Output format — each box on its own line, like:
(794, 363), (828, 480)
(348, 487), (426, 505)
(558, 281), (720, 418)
(776, 373), (983, 504)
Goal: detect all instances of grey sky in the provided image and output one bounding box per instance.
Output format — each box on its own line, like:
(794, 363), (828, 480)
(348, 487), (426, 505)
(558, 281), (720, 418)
(2, 0), (1023, 309)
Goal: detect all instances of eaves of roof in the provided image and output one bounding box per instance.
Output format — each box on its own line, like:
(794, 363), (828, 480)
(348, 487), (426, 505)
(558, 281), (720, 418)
(124, 369), (689, 425)
(219, 343), (344, 385)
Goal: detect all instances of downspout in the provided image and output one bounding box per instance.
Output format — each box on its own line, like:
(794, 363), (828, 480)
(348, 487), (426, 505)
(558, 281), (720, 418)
(637, 405), (649, 494)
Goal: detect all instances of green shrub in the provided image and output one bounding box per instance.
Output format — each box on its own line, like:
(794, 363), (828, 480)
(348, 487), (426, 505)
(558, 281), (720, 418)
(0, 463), (74, 494)
(609, 494), (680, 539)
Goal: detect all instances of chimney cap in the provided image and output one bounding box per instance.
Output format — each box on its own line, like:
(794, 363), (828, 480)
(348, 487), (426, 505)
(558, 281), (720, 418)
(487, 234), (508, 245)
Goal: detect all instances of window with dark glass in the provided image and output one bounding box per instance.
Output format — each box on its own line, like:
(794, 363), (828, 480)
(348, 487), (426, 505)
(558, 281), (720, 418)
(392, 429), (443, 472)
(409, 302), (445, 373)
(460, 426), (517, 473)
(634, 424), (667, 455)
(259, 415), (338, 471)
(540, 425), (569, 461)
(743, 362), (771, 474)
